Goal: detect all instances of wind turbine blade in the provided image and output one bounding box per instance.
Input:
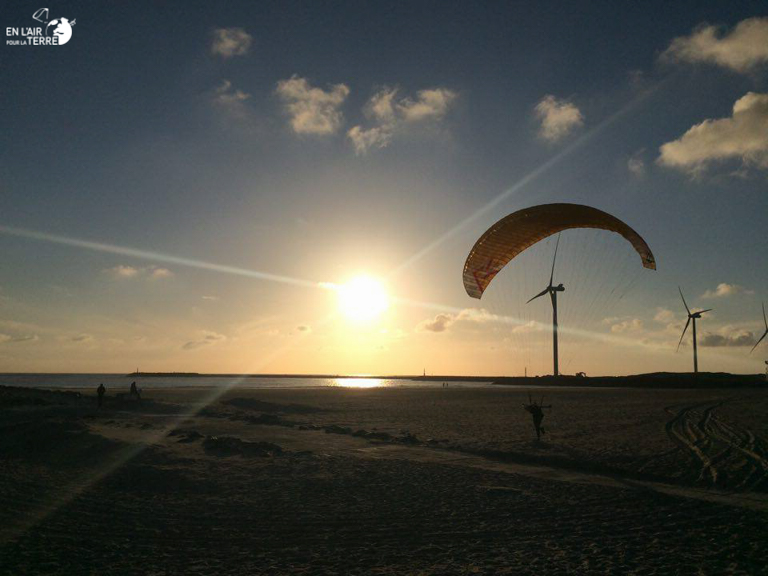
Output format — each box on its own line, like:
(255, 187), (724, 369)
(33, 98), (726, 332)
(696, 309), (713, 315)
(549, 234), (561, 287)
(527, 287), (549, 304)
(677, 317), (691, 352)
(750, 330), (768, 354)
(678, 287), (691, 315)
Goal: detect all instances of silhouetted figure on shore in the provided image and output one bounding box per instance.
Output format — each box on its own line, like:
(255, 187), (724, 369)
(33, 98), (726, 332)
(523, 395), (551, 440)
(130, 381), (141, 402)
(97, 383), (105, 408)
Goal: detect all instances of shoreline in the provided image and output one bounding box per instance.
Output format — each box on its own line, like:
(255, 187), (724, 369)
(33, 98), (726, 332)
(1, 370), (764, 390)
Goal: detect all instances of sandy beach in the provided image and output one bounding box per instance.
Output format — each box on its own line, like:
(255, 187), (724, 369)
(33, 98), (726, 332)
(1, 383), (767, 575)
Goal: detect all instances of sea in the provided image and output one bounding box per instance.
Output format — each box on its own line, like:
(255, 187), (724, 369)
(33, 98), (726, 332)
(0, 374), (494, 391)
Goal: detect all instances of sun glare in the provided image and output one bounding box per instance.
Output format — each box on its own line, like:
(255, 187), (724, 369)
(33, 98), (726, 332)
(337, 276), (389, 323)
(332, 378), (384, 388)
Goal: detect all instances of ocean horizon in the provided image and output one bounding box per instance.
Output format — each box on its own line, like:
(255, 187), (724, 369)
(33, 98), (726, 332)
(0, 373), (495, 390)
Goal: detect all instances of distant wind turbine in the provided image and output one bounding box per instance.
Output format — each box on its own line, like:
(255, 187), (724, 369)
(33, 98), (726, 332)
(676, 287), (712, 373)
(527, 235), (565, 377)
(750, 303), (768, 354)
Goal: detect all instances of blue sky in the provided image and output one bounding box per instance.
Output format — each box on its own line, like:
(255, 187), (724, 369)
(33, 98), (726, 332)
(1, 1), (766, 375)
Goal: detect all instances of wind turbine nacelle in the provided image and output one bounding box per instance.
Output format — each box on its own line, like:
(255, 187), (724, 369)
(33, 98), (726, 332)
(554, 283), (565, 292)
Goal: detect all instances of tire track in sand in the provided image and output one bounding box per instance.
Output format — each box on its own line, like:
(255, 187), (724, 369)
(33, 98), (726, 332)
(664, 401), (719, 484)
(663, 398), (768, 490)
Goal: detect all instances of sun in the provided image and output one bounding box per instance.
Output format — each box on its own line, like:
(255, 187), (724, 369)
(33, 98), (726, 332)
(337, 276), (389, 324)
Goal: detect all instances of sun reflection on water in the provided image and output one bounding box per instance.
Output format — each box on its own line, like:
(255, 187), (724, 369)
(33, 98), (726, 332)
(332, 378), (384, 388)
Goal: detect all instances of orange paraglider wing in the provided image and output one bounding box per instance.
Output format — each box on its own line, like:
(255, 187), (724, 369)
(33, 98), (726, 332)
(463, 203), (656, 299)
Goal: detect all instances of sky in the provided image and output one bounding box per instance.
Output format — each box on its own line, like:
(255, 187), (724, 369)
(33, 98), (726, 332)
(1, 1), (767, 376)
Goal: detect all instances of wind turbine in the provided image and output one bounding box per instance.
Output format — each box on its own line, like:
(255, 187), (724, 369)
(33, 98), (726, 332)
(527, 235), (565, 377)
(676, 287), (712, 373)
(750, 303), (768, 354)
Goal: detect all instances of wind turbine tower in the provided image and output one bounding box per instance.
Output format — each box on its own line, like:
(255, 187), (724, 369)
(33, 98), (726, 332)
(750, 302), (768, 355)
(677, 287), (712, 373)
(527, 235), (565, 377)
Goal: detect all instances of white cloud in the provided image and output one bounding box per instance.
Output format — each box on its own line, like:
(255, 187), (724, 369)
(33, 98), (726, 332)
(211, 27), (253, 58)
(107, 265), (139, 278)
(417, 313), (454, 333)
(347, 86), (457, 154)
(662, 17), (768, 73)
(182, 331), (226, 350)
(534, 95), (584, 142)
(348, 125), (393, 155)
(701, 283), (754, 299)
(275, 76), (350, 135)
(367, 87), (398, 124)
(455, 308), (496, 324)
(214, 79), (251, 107)
(70, 333), (93, 343)
(664, 321), (685, 337)
(627, 150), (646, 177)
(512, 320), (538, 334)
(416, 308), (497, 333)
(106, 265), (174, 280)
(658, 92), (768, 174)
(397, 88), (457, 122)
(610, 318), (644, 333)
(202, 295), (220, 301)
(150, 267), (173, 279)
(654, 308), (676, 324)
(700, 326), (755, 347)
(8, 334), (39, 343)
(0, 331), (40, 345)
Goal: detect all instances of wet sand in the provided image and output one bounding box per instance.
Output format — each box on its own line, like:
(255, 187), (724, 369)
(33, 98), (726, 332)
(1, 384), (767, 574)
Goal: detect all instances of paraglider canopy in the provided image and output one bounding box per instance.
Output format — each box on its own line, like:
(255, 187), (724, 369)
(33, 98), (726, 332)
(463, 203), (655, 299)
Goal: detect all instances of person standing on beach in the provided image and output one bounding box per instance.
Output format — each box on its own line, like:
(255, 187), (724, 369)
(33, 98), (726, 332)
(523, 396), (551, 440)
(97, 383), (105, 408)
(130, 381), (141, 402)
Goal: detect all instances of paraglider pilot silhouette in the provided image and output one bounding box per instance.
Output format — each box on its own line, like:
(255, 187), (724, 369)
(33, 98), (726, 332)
(523, 394), (551, 440)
